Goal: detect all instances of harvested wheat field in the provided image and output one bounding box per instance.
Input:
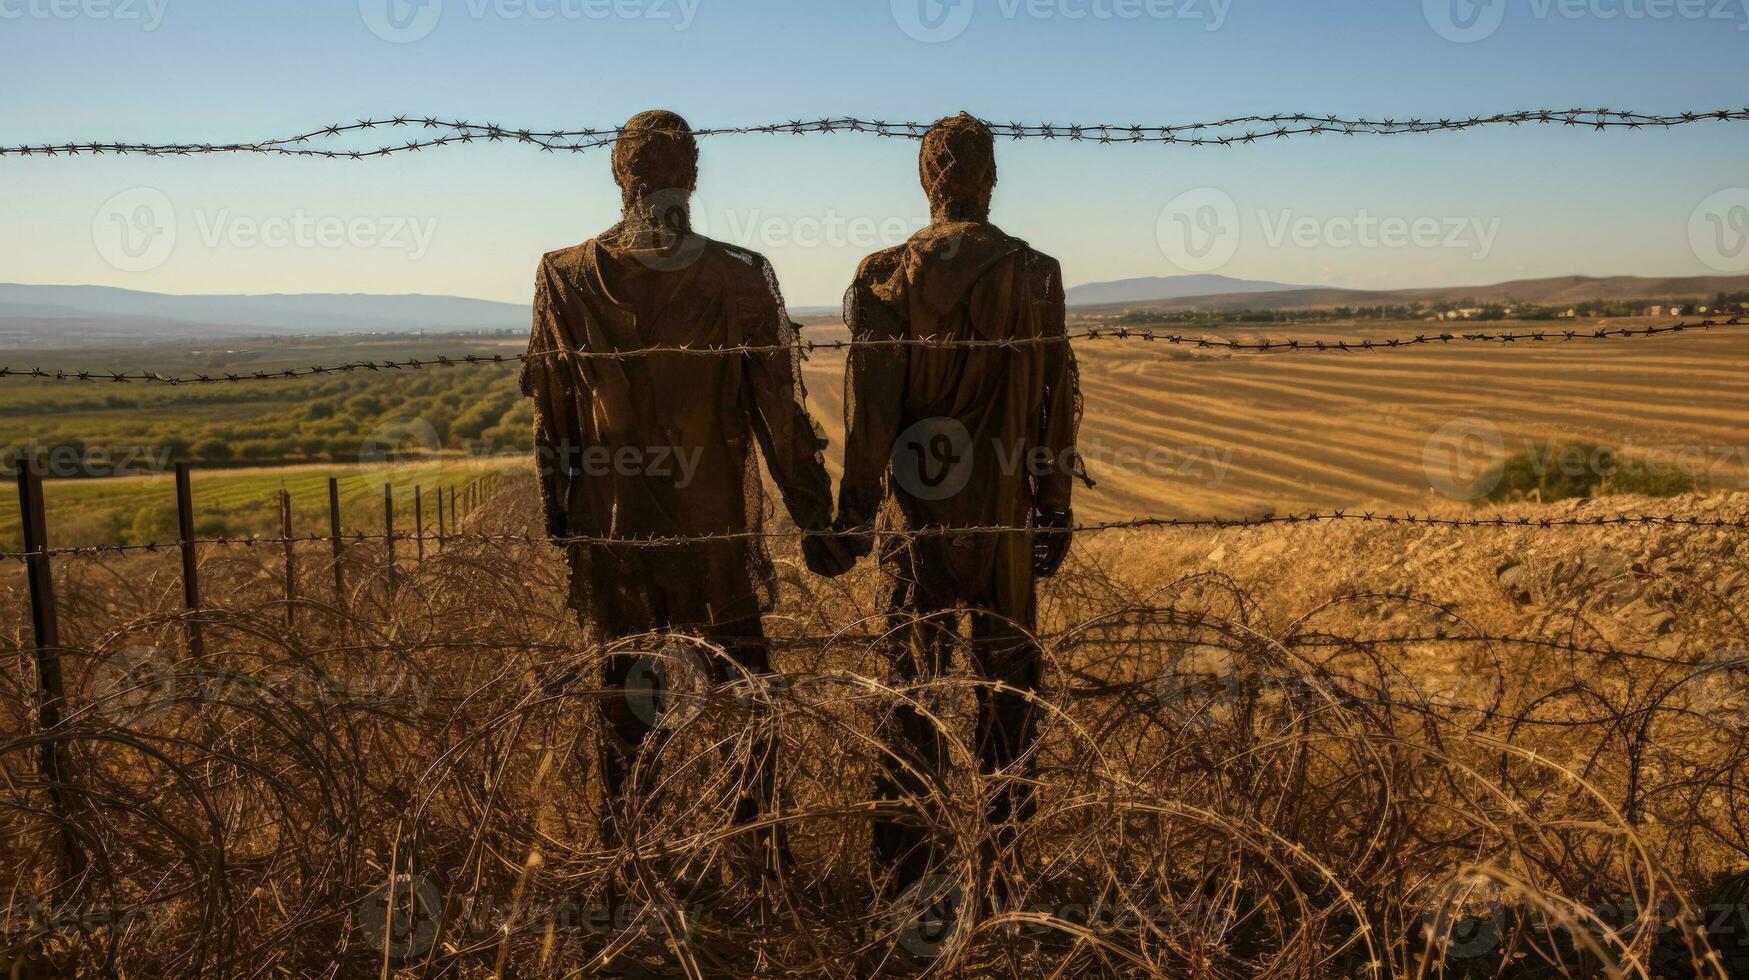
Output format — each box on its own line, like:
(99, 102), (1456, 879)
(801, 316), (1749, 520)
(3, 462), (1746, 976)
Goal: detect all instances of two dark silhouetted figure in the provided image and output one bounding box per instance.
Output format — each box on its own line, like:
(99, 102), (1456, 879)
(521, 109), (1081, 896)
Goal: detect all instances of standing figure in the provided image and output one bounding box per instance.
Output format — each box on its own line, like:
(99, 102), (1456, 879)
(837, 113), (1085, 893)
(520, 109), (853, 842)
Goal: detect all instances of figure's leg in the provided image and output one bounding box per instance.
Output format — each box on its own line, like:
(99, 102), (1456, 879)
(698, 613), (775, 828)
(591, 556), (667, 847)
(969, 563), (1042, 902)
(874, 556), (959, 895)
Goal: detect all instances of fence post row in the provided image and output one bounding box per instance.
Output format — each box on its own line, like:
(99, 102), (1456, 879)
(174, 462), (205, 659)
(15, 458), (88, 897)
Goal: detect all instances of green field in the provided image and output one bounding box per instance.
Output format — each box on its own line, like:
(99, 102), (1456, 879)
(1, 334), (535, 550)
(0, 459), (520, 552)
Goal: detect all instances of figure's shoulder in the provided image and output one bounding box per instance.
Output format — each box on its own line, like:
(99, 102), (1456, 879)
(537, 241), (595, 277)
(1020, 245), (1062, 281)
(698, 237), (767, 271)
(696, 237), (777, 285)
(854, 243), (908, 284)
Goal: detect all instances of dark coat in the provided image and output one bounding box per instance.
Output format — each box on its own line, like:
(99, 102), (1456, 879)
(521, 228), (835, 630)
(838, 221), (1080, 616)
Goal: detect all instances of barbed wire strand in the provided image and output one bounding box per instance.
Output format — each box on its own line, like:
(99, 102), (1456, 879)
(4, 108), (1747, 158)
(4, 510), (1742, 562)
(1, 317), (1737, 386)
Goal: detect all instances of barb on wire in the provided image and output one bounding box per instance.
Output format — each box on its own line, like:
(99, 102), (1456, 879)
(4, 108), (1746, 158)
(0, 318), (1735, 386)
(4, 510), (1743, 562)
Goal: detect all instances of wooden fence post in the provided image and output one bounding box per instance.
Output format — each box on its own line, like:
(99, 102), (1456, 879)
(414, 485), (425, 562)
(281, 489), (295, 627)
(17, 457), (88, 896)
(448, 484), (458, 533)
(383, 483), (396, 589)
(174, 462), (204, 659)
(329, 477), (345, 608)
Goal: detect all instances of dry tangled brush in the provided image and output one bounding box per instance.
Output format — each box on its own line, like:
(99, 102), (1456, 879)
(3, 484), (1748, 978)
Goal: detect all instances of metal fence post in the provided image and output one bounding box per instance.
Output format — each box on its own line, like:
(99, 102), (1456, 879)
(16, 457), (87, 896)
(436, 484), (447, 550)
(414, 485), (425, 562)
(329, 477), (345, 607)
(383, 483), (396, 590)
(174, 462), (204, 659)
(281, 489), (296, 627)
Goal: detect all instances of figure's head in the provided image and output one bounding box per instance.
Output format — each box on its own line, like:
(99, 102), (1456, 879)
(919, 112), (996, 222)
(612, 109), (699, 203)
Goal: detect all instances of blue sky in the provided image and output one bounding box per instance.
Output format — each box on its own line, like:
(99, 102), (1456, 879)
(2, 0), (1745, 306)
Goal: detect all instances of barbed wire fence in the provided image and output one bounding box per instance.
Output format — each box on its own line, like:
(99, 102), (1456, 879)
(4, 107), (1746, 157)
(7, 104), (1749, 975)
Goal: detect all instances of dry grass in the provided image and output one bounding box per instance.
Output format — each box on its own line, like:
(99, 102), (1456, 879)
(3, 479), (1748, 978)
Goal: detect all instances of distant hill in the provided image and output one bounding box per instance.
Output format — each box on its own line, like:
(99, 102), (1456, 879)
(1073, 274), (1749, 315)
(1065, 275), (1309, 307)
(7, 275), (1746, 348)
(0, 284), (528, 345)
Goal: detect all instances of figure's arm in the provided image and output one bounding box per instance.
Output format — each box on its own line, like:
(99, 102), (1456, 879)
(520, 259), (581, 542)
(835, 257), (909, 544)
(1031, 255), (1081, 576)
(1032, 255), (1080, 515)
(743, 258), (836, 535)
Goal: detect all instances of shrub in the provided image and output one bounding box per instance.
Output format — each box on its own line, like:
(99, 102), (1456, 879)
(1481, 441), (1694, 503)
